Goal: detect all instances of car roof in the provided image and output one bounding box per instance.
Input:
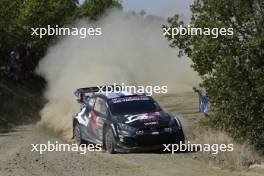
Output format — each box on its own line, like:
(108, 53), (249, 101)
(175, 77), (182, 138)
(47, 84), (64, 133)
(95, 91), (146, 100)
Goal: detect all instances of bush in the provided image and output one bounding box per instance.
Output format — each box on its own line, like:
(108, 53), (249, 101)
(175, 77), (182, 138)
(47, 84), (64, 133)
(164, 0), (264, 154)
(190, 127), (261, 170)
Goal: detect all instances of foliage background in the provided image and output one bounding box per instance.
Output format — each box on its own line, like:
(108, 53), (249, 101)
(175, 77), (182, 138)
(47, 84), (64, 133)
(164, 0), (264, 153)
(0, 0), (120, 58)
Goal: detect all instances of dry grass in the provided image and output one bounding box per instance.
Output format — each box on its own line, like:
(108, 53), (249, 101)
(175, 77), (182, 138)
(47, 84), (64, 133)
(188, 127), (262, 170)
(156, 92), (262, 170)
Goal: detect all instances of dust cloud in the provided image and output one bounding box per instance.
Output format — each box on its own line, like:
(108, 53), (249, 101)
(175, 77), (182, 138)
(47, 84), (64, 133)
(37, 10), (200, 140)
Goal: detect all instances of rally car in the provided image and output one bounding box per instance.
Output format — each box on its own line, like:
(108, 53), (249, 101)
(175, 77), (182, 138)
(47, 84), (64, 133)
(72, 86), (185, 153)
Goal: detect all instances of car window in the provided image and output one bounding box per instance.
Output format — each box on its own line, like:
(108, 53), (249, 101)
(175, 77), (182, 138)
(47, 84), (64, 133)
(88, 98), (95, 107)
(94, 98), (108, 116)
(108, 96), (161, 115)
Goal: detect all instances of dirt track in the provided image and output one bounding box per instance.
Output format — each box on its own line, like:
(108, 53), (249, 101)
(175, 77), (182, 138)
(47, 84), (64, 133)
(0, 93), (262, 176)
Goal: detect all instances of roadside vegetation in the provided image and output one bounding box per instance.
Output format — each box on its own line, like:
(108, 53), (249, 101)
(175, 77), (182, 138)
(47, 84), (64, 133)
(0, 0), (121, 59)
(0, 0), (121, 129)
(188, 127), (262, 170)
(0, 76), (45, 131)
(164, 0), (264, 155)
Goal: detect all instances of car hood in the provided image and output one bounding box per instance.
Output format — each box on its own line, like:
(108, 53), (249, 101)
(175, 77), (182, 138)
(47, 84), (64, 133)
(113, 111), (172, 129)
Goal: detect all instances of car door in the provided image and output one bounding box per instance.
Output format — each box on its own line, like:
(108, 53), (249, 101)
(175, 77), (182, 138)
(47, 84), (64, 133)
(92, 97), (108, 141)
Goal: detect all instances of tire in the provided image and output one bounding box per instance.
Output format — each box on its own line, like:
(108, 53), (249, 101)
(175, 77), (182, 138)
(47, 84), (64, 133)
(178, 129), (185, 144)
(74, 123), (86, 146)
(104, 128), (116, 154)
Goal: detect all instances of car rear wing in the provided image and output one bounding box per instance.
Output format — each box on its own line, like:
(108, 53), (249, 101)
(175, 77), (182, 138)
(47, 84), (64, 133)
(74, 87), (99, 104)
(74, 85), (122, 104)
(74, 87), (99, 97)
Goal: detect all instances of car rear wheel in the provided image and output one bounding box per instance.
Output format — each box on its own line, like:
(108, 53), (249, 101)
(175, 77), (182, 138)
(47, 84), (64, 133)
(105, 128), (116, 154)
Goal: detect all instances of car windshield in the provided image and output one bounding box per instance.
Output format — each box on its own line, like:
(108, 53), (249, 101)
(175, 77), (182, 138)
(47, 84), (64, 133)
(108, 96), (161, 115)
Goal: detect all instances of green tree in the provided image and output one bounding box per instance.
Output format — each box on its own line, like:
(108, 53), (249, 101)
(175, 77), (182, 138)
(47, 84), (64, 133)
(77, 0), (122, 20)
(0, 0), (21, 55)
(0, 0), (77, 57)
(0, 0), (121, 58)
(164, 0), (264, 153)
(16, 0), (77, 55)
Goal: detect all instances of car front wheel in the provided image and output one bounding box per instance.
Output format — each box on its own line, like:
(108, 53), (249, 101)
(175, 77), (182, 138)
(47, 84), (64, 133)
(105, 128), (116, 154)
(74, 123), (86, 146)
(178, 129), (185, 144)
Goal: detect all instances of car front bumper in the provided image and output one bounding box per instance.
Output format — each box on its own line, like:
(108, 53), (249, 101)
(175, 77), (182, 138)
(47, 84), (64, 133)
(115, 130), (184, 152)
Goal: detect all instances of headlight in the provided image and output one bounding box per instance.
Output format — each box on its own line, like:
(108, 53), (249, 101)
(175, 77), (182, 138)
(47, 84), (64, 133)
(117, 123), (137, 135)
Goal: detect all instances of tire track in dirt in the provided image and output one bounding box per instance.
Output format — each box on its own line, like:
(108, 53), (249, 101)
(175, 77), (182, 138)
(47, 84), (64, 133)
(0, 93), (262, 176)
(0, 125), (262, 176)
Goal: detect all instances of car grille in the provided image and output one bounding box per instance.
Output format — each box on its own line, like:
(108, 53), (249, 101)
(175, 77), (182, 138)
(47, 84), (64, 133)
(136, 133), (177, 146)
(123, 132), (178, 147)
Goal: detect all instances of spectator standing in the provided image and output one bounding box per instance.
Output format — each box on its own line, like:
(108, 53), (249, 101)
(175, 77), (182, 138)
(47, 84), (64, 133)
(193, 87), (208, 113)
